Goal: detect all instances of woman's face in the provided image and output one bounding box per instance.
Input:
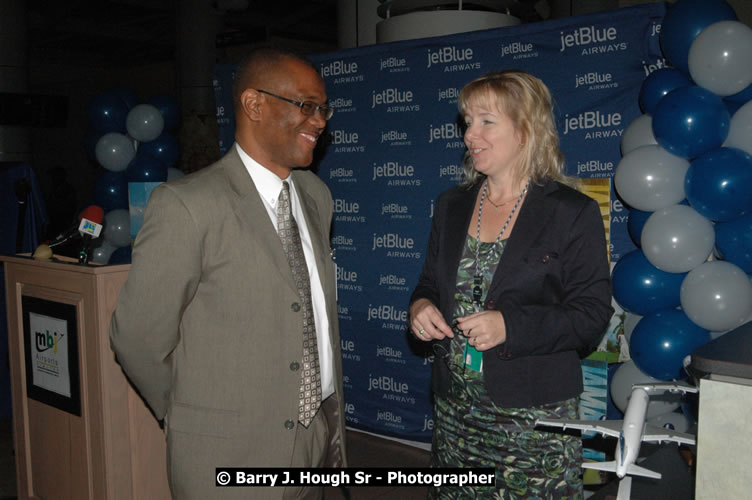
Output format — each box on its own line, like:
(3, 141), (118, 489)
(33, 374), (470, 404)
(463, 96), (523, 178)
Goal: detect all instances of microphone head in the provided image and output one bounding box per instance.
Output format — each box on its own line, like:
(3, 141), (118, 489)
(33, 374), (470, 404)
(79, 205), (105, 224)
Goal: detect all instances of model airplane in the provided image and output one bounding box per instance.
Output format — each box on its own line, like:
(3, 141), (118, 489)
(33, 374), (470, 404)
(536, 382), (698, 500)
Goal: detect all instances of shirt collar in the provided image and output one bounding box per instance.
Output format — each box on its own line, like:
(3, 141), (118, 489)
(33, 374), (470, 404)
(235, 143), (293, 209)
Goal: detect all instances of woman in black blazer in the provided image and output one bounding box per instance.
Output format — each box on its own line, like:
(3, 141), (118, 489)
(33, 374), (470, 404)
(409, 70), (613, 499)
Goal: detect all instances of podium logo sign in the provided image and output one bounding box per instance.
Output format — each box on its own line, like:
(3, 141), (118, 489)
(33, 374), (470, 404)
(30, 312), (71, 398)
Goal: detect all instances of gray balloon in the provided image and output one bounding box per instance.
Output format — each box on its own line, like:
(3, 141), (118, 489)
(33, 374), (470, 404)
(641, 204), (715, 273)
(126, 104), (165, 142)
(95, 132), (135, 172)
(103, 209), (132, 248)
(91, 241), (117, 264)
(689, 20), (752, 97)
(723, 100), (752, 156)
(614, 145), (689, 212)
(621, 114), (657, 156)
(610, 360), (681, 417)
(680, 260), (752, 331)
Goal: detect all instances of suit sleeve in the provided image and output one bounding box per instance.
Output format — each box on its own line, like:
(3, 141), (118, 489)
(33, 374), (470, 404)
(109, 185), (201, 419)
(497, 198), (613, 358)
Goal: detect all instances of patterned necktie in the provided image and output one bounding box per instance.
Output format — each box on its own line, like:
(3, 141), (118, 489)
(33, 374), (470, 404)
(277, 181), (322, 427)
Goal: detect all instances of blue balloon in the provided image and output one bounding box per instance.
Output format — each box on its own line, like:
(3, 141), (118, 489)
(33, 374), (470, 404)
(660, 0), (737, 74)
(685, 147), (752, 221)
(715, 213), (752, 273)
(94, 171), (128, 211)
(87, 92), (128, 133)
(724, 81), (752, 103)
(630, 309), (711, 380)
(652, 86), (730, 159)
(639, 68), (692, 114)
(627, 209), (652, 247)
(138, 132), (179, 168)
(109, 87), (139, 110)
(612, 250), (687, 315)
(147, 94), (180, 131)
(109, 245), (133, 265)
(126, 151), (168, 183)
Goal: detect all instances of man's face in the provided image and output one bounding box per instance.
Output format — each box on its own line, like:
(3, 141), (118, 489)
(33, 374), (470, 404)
(256, 59), (328, 177)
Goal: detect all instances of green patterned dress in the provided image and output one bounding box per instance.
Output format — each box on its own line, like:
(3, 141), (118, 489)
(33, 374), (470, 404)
(429, 234), (583, 499)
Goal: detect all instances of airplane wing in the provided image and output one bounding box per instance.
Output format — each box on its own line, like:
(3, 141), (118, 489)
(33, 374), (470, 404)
(536, 418), (622, 438)
(642, 424), (696, 445)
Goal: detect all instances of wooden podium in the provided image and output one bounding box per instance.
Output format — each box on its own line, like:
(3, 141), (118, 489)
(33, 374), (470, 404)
(2, 254), (170, 499)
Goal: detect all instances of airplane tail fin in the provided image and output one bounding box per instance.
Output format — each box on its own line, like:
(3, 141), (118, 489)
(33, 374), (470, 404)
(626, 463), (662, 479)
(616, 476), (632, 500)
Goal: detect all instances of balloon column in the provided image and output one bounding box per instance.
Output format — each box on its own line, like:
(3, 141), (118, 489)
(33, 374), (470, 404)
(87, 89), (182, 264)
(610, 0), (752, 419)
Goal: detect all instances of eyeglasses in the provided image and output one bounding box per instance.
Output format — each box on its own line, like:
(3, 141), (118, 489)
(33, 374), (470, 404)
(256, 89), (334, 120)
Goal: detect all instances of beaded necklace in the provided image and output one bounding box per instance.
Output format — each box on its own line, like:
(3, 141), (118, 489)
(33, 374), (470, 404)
(472, 178), (529, 307)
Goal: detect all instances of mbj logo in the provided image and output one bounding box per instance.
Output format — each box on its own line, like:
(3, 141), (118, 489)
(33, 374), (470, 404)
(577, 159), (615, 177)
(427, 46), (480, 72)
(372, 161), (421, 186)
(428, 123), (463, 146)
(331, 130), (364, 153)
(562, 111), (623, 139)
(575, 72), (618, 90)
(559, 26), (627, 54)
(500, 41), (536, 60)
(320, 60), (363, 84)
(35, 330), (63, 354)
(371, 88), (419, 112)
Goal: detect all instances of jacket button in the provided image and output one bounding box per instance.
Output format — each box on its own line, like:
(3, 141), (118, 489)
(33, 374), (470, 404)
(291, 302), (301, 312)
(284, 420), (295, 430)
(290, 361), (300, 371)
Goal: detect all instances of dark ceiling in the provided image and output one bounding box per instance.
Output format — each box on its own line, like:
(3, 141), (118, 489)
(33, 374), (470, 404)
(26, 0), (340, 67)
(25, 0), (549, 67)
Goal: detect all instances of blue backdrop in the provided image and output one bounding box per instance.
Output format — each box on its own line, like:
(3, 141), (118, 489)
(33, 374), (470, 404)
(214, 3), (666, 442)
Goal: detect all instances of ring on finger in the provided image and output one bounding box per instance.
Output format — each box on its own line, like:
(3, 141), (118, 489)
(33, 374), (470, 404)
(418, 328), (425, 335)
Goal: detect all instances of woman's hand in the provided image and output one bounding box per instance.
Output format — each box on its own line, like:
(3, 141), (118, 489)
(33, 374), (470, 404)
(455, 310), (506, 351)
(409, 298), (454, 341)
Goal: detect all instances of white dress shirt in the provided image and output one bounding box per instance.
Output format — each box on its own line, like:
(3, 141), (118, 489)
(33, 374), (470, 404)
(236, 143), (334, 400)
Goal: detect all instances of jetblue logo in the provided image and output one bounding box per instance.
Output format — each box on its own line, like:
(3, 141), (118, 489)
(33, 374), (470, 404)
(427, 46), (480, 72)
(368, 375), (408, 393)
(428, 123), (463, 146)
(371, 88), (419, 112)
(577, 159), (615, 177)
(372, 233), (414, 251)
(380, 203), (411, 220)
(330, 97), (355, 114)
(372, 161), (421, 186)
(328, 167), (356, 183)
(562, 111), (623, 140)
(331, 130), (364, 153)
(336, 265), (362, 292)
(344, 401), (358, 423)
(380, 56), (409, 73)
(500, 41), (537, 60)
(439, 164), (463, 180)
(422, 414), (434, 432)
(320, 60), (364, 84)
(437, 87), (460, 102)
(575, 72), (618, 90)
(642, 57), (670, 76)
(376, 345), (406, 365)
(334, 199), (365, 223)
(340, 339), (360, 362)
(380, 130), (411, 146)
(559, 26), (627, 54)
(378, 273), (409, 292)
(367, 304), (408, 322)
(376, 410), (403, 424)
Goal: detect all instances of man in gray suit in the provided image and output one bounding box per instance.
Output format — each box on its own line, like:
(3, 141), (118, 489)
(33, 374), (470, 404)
(110, 47), (346, 499)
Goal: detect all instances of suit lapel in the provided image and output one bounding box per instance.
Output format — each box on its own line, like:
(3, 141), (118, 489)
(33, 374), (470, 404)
(292, 171), (331, 294)
(488, 182), (556, 296)
(222, 146), (298, 294)
(444, 183), (482, 287)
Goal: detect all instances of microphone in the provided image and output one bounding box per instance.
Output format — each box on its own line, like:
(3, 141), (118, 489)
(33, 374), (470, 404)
(77, 209), (105, 265)
(48, 205), (105, 249)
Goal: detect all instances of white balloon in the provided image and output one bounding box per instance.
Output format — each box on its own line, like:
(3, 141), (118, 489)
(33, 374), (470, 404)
(610, 360), (682, 417)
(723, 99), (752, 156)
(680, 261), (752, 331)
(689, 21), (752, 97)
(103, 209), (132, 248)
(647, 411), (692, 433)
(614, 145), (689, 211)
(621, 114), (657, 155)
(95, 132), (135, 172)
(641, 204), (715, 273)
(126, 104), (165, 142)
(623, 312), (643, 343)
(91, 241), (117, 264)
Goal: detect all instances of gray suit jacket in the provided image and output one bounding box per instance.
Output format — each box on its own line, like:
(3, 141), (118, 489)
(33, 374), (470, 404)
(110, 146), (346, 499)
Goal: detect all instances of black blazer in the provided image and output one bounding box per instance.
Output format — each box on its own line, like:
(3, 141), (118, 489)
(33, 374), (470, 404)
(411, 179), (614, 408)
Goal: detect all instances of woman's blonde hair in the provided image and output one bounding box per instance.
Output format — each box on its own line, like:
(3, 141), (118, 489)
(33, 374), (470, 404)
(458, 70), (571, 188)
